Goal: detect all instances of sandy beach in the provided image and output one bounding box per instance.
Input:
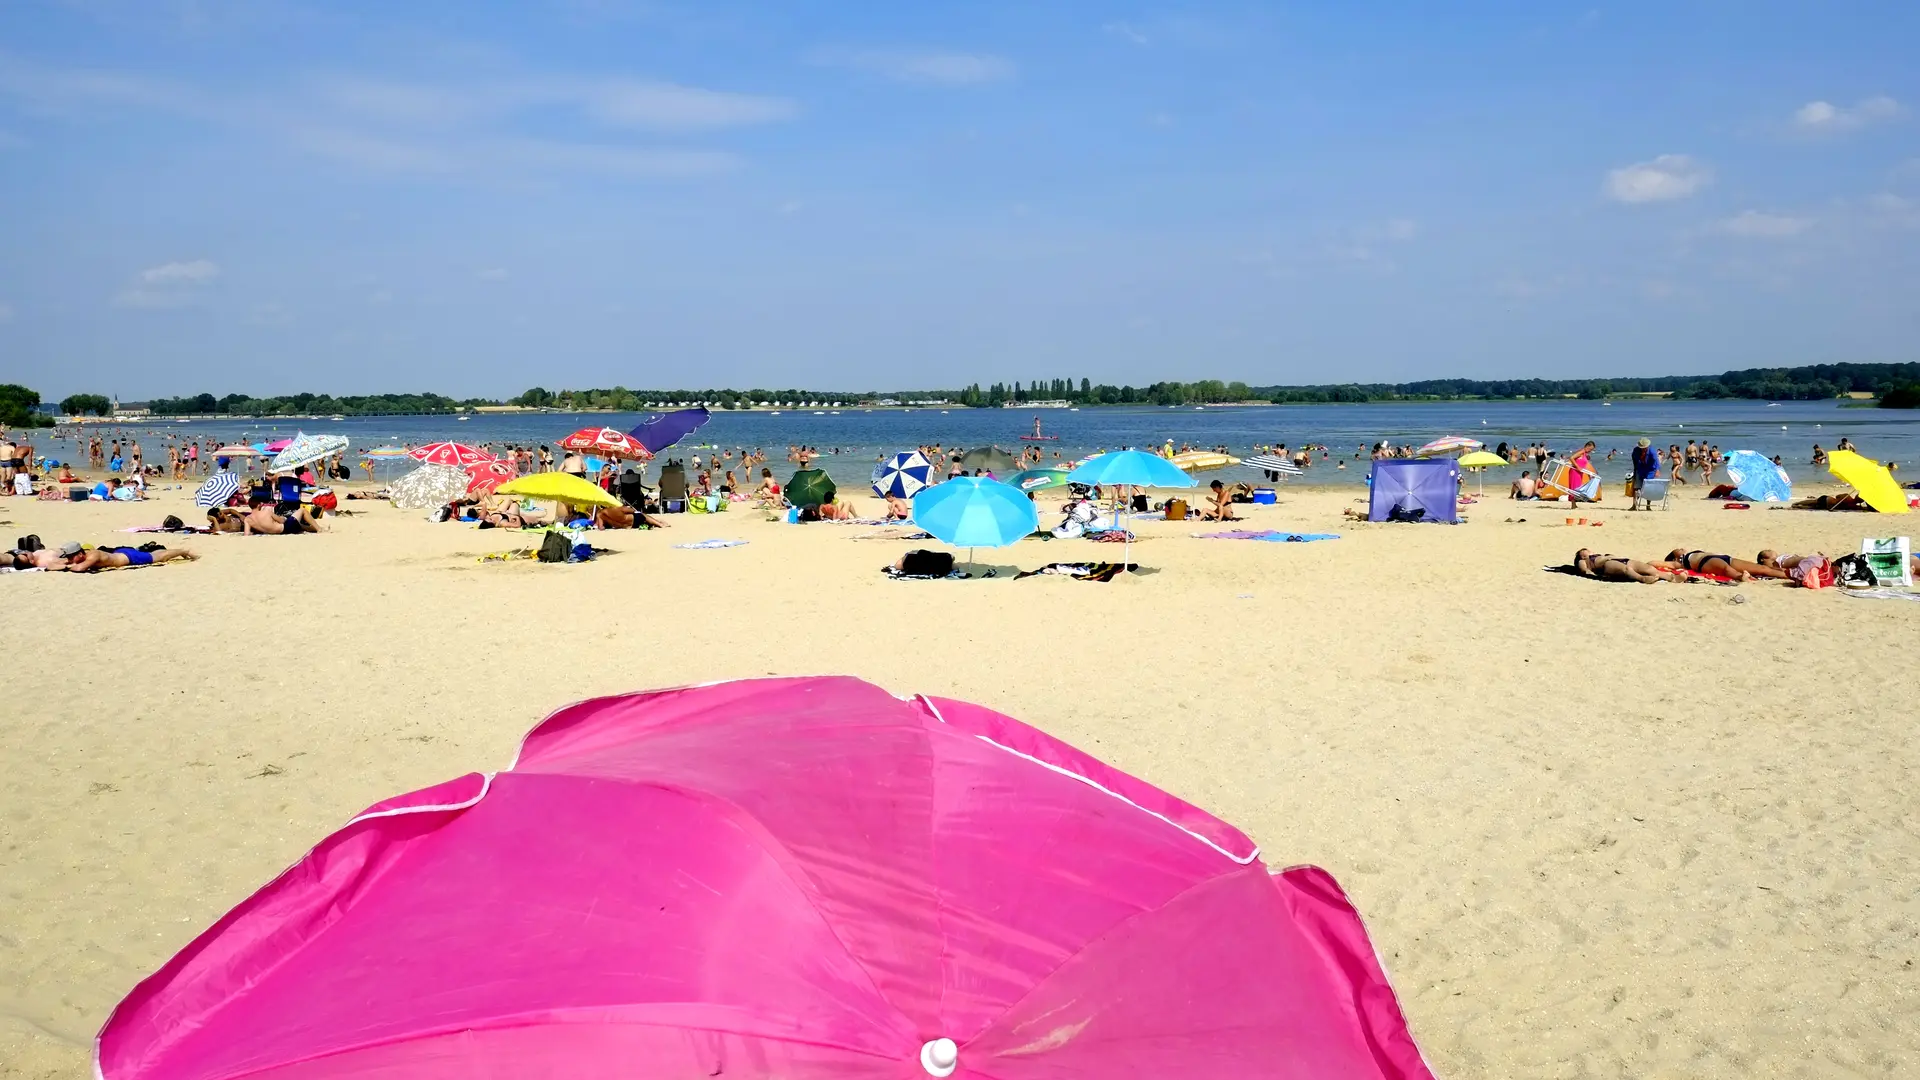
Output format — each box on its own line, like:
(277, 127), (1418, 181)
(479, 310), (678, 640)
(2, 478), (1917, 1078)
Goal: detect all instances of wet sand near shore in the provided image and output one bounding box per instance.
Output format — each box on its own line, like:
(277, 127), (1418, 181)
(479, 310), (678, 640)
(3, 481), (1916, 1078)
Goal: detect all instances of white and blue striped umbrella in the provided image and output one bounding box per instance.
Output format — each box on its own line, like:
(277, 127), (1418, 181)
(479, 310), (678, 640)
(871, 451), (934, 499)
(1242, 454), (1303, 476)
(194, 471), (242, 508)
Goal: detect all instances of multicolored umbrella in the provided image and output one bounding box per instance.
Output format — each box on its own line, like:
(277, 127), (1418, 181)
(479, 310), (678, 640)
(494, 472), (620, 510)
(558, 427), (652, 462)
(408, 441), (495, 468)
(193, 472), (241, 508)
(958, 446), (1019, 477)
(1008, 466), (1071, 493)
(94, 677), (1435, 1080)
(362, 445), (411, 458)
(786, 468), (836, 508)
(912, 477), (1039, 566)
(1724, 450), (1792, 503)
(1827, 449), (1910, 514)
(871, 451), (934, 499)
(1413, 436), (1483, 458)
(465, 459), (518, 497)
(628, 407), (710, 454)
(208, 444), (259, 457)
(388, 464), (472, 510)
(269, 433), (349, 473)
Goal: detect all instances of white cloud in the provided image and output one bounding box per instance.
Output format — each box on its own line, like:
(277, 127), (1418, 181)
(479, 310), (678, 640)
(1103, 21), (1150, 45)
(476, 267), (509, 281)
(114, 259), (220, 308)
(1716, 211), (1814, 238)
(1792, 96), (1902, 132)
(776, 200), (803, 215)
(1604, 154), (1711, 203)
(1864, 192), (1920, 228)
(140, 259), (220, 283)
(807, 47), (1015, 86)
(309, 75), (796, 131)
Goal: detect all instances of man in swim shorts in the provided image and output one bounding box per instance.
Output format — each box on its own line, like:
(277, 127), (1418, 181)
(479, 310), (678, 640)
(54, 541), (197, 571)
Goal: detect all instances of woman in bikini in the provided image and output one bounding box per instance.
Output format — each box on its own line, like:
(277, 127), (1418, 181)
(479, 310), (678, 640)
(1574, 549), (1676, 583)
(1662, 549), (1792, 581)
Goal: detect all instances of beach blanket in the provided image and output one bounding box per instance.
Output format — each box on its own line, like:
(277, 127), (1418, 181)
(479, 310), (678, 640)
(1840, 587), (1920, 602)
(883, 566), (969, 580)
(1091, 530), (1135, 543)
(1015, 562), (1137, 582)
(1191, 530), (1340, 542)
(673, 539), (748, 550)
(850, 528), (934, 541)
(1541, 564), (1738, 584)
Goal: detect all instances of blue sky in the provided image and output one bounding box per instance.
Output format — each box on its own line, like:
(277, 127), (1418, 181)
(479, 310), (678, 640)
(1, 0), (1916, 400)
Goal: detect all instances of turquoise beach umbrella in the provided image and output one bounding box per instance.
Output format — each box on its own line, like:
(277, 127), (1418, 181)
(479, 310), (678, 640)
(911, 476), (1039, 568)
(1065, 450), (1196, 490)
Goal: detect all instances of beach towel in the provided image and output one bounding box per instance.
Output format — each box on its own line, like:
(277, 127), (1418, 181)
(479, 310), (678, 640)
(1840, 587), (1920, 602)
(1191, 530), (1340, 542)
(478, 549), (535, 563)
(850, 528), (934, 541)
(883, 566), (969, 580)
(1092, 530), (1135, 543)
(1015, 562), (1138, 582)
(673, 539), (748, 550)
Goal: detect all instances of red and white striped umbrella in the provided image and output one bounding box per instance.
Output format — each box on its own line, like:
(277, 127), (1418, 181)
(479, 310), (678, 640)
(465, 459), (518, 496)
(557, 427), (653, 461)
(408, 441), (495, 468)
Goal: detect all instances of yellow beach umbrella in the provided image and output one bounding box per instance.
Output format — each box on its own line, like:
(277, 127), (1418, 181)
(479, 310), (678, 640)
(1826, 449), (1910, 514)
(495, 472), (620, 510)
(1456, 450), (1508, 495)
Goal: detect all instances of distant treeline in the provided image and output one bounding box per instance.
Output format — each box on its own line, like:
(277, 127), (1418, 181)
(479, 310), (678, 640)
(48, 362), (1920, 418)
(143, 392), (491, 416)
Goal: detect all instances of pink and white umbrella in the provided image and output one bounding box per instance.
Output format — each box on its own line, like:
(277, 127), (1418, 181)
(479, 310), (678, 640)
(96, 677), (1433, 1080)
(465, 459), (518, 496)
(1413, 436), (1483, 458)
(407, 441), (495, 468)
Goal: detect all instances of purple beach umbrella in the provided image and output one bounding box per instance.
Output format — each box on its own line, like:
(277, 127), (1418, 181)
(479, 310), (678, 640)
(629, 407), (711, 454)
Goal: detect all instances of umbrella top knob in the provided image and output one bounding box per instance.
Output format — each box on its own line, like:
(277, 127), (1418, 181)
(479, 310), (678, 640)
(920, 1037), (958, 1076)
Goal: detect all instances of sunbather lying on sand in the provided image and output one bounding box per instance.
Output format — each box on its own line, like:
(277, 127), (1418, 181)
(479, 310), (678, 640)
(801, 500), (860, 521)
(54, 543), (197, 571)
(1662, 549), (1792, 581)
(1574, 549), (1676, 583)
(206, 508), (247, 534)
(245, 500), (325, 535)
(1791, 493), (1864, 511)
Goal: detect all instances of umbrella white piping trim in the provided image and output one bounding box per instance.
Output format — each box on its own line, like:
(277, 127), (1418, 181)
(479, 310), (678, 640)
(346, 772), (495, 826)
(916, 694), (1260, 866)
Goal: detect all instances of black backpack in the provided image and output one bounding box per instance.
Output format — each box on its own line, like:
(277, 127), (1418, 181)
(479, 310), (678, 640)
(537, 531), (571, 564)
(15, 534), (42, 553)
(1833, 553), (1877, 588)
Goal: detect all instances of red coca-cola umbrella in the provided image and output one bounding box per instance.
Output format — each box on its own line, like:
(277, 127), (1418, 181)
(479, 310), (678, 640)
(408, 441), (495, 468)
(558, 427), (652, 462)
(465, 459), (517, 496)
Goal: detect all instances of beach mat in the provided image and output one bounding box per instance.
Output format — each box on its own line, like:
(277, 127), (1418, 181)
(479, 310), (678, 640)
(1015, 562), (1138, 582)
(1192, 530), (1339, 542)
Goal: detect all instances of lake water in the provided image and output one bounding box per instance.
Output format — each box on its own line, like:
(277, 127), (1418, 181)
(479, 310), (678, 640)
(31, 400), (1919, 489)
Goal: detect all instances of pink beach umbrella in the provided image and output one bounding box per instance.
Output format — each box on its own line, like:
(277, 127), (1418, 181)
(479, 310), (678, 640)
(96, 677), (1435, 1080)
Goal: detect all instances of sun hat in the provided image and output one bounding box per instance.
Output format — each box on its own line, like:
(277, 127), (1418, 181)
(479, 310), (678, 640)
(1637, 438), (1651, 447)
(56, 541), (83, 557)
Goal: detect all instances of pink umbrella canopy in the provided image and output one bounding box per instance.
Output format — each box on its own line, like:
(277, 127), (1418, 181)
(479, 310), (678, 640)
(407, 441), (495, 468)
(96, 677), (1434, 1080)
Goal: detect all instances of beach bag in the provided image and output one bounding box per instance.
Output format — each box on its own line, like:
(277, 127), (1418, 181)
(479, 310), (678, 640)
(537, 531), (570, 564)
(16, 534), (42, 553)
(1130, 494), (1149, 512)
(312, 492), (338, 512)
(1833, 553), (1877, 588)
(1860, 537), (1913, 588)
(900, 549), (954, 577)
(1165, 499), (1188, 521)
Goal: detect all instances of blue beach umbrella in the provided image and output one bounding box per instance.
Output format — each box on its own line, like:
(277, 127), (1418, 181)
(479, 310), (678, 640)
(872, 451), (934, 499)
(1725, 450), (1792, 503)
(194, 471), (241, 509)
(911, 476), (1039, 569)
(1065, 450), (1196, 490)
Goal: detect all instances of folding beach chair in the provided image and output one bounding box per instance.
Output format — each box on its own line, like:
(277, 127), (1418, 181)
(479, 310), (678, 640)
(1632, 476), (1671, 511)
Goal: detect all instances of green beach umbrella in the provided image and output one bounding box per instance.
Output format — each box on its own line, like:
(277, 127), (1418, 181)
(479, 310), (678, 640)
(786, 468), (836, 508)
